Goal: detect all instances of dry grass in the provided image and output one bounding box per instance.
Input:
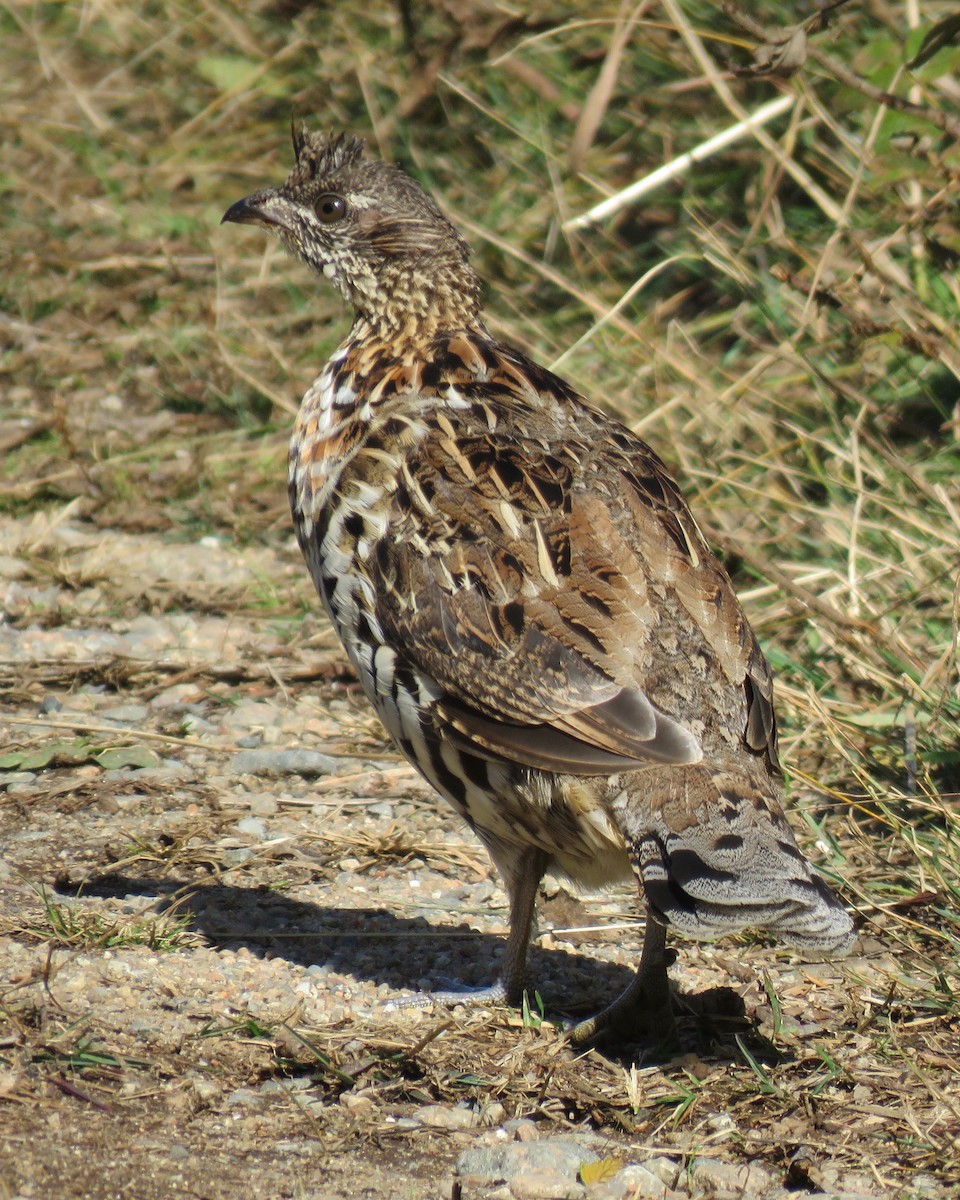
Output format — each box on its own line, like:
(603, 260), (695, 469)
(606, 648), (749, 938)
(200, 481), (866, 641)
(3, 0), (960, 1195)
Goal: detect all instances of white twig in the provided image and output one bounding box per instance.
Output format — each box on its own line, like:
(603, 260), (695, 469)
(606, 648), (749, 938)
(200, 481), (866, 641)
(565, 94), (796, 231)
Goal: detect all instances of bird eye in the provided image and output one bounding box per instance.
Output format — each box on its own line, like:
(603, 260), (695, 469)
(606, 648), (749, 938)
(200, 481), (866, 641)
(314, 193), (347, 224)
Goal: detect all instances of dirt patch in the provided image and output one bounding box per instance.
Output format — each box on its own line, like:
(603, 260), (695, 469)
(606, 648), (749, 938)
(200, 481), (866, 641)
(1, 515), (957, 1200)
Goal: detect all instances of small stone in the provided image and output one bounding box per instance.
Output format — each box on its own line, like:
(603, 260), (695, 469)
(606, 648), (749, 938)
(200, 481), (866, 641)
(259, 1079), (294, 1095)
(6, 780), (37, 795)
(230, 749), (339, 777)
(99, 703), (149, 723)
(613, 1164), (667, 1198)
(689, 1157), (774, 1194)
(458, 1140), (599, 1184)
(0, 554), (27, 580)
(417, 1104), (476, 1130)
(39, 694), (63, 714)
(340, 1092), (375, 1118)
(582, 1184), (624, 1200)
(150, 683), (205, 710)
(639, 1158), (679, 1188)
(248, 794), (279, 816)
(235, 817), (267, 839)
(510, 1171), (584, 1199)
(0, 772), (37, 790)
(181, 713), (218, 736)
(169, 1144), (190, 1160)
(839, 1176), (879, 1196)
(222, 848), (253, 865)
(190, 1078), (221, 1105)
(480, 1101), (506, 1127)
(222, 701), (281, 732)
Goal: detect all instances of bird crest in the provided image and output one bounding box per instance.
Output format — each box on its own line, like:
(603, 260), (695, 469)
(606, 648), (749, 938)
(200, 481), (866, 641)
(289, 122), (366, 183)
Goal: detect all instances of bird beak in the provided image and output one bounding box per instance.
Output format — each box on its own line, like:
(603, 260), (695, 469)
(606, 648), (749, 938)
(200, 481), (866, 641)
(221, 194), (290, 231)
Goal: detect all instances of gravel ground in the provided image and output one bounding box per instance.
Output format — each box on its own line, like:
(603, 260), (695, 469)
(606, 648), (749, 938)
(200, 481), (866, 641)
(0, 515), (949, 1200)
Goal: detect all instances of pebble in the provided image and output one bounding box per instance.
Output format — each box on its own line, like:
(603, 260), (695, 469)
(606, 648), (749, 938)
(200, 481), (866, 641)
(223, 701), (282, 731)
(6, 779), (38, 795)
(640, 1158), (680, 1187)
(458, 1138), (599, 1185)
(180, 713), (219, 736)
(0, 553), (27, 579)
(391, 1117), (420, 1130)
(272, 1140), (316, 1157)
(190, 1079), (221, 1105)
(99, 703), (149, 723)
(607, 1164), (669, 1198)
(513, 1120), (539, 1142)
(222, 848), (253, 865)
(150, 683), (206, 709)
(339, 1092), (376, 1118)
(416, 1104), (476, 1130)
(235, 817), (268, 839)
(479, 1102), (506, 1128)
(825, 1194), (887, 1200)
(248, 793), (280, 816)
(0, 772), (37, 790)
(229, 749), (339, 777)
(509, 1171), (584, 1199)
(689, 1156), (774, 1194)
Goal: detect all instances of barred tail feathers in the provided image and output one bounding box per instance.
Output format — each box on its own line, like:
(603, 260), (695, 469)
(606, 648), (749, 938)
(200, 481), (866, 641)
(616, 761), (854, 954)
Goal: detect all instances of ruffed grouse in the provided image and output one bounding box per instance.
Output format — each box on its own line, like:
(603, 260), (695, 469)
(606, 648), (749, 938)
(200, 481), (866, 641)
(223, 127), (854, 1041)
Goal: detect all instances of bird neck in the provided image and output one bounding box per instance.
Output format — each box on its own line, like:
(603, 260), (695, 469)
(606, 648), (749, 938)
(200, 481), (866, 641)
(342, 254), (483, 342)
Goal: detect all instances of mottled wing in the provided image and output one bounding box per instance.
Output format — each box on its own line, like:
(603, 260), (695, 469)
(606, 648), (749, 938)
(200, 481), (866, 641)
(369, 353), (776, 776)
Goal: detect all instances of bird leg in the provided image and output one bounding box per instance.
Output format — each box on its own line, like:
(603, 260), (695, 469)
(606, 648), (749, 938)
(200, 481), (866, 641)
(568, 911), (677, 1046)
(492, 843), (551, 1004)
(409, 843), (549, 1007)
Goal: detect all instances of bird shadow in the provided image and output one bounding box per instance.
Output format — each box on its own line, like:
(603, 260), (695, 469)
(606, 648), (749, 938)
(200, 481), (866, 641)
(55, 869), (781, 1066)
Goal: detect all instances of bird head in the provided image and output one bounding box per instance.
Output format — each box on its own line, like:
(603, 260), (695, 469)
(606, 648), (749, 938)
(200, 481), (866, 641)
(222, 125), (482, 337)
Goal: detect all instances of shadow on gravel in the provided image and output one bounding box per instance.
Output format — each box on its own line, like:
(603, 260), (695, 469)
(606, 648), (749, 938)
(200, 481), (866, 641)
(55, 868), (637, 992)
(55, 870), (762, 1062)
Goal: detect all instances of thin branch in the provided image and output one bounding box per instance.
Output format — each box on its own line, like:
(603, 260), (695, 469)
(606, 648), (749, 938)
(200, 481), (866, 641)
(564, 94), (795, 230)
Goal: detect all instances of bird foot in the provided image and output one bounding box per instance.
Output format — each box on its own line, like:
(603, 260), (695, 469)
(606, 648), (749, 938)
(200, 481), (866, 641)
(567, 921), (678, 1050)
(566, 991), (678, 1050)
